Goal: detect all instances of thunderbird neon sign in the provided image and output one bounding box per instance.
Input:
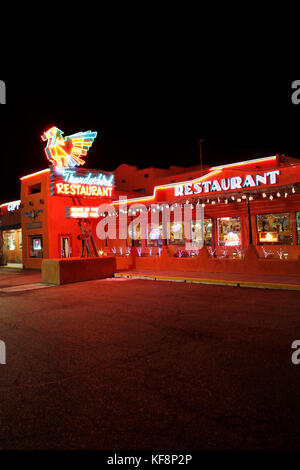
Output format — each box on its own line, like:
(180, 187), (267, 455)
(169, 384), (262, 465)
(50, 167), (114, 198)
(61, 170), (114, 187)
(42, 127), (97, 168)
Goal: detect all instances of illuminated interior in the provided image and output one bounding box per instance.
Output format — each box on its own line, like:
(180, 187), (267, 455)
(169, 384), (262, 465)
(29, 235), (43, 258)
(218, 217), (241, 247)
(256, 213), (292, 245)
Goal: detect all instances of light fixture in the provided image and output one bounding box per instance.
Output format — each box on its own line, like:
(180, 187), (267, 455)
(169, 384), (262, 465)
(262, 193), (267, 198)
(269, 195), (273, 200)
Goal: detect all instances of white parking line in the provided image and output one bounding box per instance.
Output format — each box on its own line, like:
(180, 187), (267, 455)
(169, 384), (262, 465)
(0, 283), (53, 293)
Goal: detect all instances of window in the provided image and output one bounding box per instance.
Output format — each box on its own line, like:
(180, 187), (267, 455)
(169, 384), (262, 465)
(168, 222), (185, 246)
(60, 235), (71, 258)
(204, 218), (213, 246)
(297, 212), (300, 245)
(4, 231), (16, 251)
(28, 183), (41, 195)
(147, 223), (163, 247)
(133, 188), (146, 193)
(29, 235), (43, 258)
(218, 217), (241, 246)
(256, 213), (292, 245)
(128, 222), (142, 247)
(191, 220), (203, 247)
(191, 219), (213, 247)
(18, 230), (22, 249)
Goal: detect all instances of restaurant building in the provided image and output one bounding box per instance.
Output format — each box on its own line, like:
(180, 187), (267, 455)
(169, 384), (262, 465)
(0, 200), (22, 266)
(1, 127), (300, 276)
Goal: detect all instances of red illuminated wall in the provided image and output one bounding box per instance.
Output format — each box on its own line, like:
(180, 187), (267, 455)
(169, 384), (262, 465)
(18, 155), (300, 272)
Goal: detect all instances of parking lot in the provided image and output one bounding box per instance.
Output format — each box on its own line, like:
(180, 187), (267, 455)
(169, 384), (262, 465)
(1, 268), (300, 449)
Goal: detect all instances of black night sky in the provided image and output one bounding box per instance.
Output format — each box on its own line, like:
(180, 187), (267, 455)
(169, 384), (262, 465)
(1, 75), (300, 202)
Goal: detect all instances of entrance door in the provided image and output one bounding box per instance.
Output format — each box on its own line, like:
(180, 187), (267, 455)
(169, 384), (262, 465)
(60, 235), (72, 258)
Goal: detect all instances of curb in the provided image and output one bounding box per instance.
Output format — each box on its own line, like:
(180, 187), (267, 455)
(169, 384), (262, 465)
(114, 272), (300, 291)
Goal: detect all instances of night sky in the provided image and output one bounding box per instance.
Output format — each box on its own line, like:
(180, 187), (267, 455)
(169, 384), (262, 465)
(1, 75), (299, 202)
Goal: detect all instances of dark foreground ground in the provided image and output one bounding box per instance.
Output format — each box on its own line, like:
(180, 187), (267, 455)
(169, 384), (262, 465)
(1, 268), (300, 450)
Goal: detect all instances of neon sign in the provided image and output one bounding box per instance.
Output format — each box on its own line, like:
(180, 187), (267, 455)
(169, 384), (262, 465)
(61, 170), (113, 187)
(174, 171), (280, 197)
(41, 127), (97, 168)
(259, 232), (279, 243)
(50, 167), (114, 198)
(69, 207), (99, 218)
(223, 232), (241, 246)
(55, 183), (112, 197)
(6, 201), (21, 212)
(149, 228), (161, 240)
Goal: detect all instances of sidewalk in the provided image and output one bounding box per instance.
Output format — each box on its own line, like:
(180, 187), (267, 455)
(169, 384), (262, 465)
(0, 266), (41, 288)
(115, 269), (300, 291)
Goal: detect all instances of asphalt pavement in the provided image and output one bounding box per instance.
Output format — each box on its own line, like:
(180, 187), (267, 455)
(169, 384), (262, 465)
(1, 269), (300, 450)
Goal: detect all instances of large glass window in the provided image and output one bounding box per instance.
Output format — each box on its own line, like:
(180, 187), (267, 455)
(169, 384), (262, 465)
(4, 231), (16, 251)
(256, 213), (292, 245)
(147, 223), (163, 247)
(204, 218), (213, 246)
(190, 219), (212, 247)
(168, 222), (185, 246)
(18, 230), (22, 249)
(218, 217), (241, 247)
(190, 220), (203, 247)
(29, 235), (43, 258)
(128, 222), (142, 247)
(297, 212), (300, 245)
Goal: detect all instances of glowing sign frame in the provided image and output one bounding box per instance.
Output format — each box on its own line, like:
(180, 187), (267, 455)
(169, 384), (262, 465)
(50, 167), (114, 198)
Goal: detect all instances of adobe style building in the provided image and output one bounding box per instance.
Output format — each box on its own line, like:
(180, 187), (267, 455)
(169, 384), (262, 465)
(0, 201), (22, 266)
(1, 133), (300, 277)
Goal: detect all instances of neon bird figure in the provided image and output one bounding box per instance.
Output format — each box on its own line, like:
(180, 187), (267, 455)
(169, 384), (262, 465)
(41, 126), (97, 168)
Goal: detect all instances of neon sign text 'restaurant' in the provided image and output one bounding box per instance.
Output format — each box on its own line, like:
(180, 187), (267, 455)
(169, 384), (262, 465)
(56, 183), (112, 197)
(174, 171), (280, 197)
